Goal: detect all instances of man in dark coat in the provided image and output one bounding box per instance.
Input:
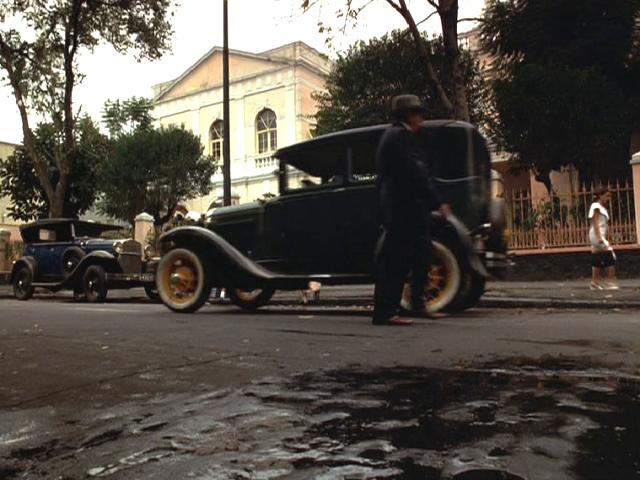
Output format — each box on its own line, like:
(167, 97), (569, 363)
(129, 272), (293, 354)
(372, 94), (451, 326)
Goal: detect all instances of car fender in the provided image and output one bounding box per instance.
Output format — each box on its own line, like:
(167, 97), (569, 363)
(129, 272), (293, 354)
(160, 226), (275, 288)
(64, 250), (122, 286)
(10, 256), (37, 284)
(431, 213), (490, 279)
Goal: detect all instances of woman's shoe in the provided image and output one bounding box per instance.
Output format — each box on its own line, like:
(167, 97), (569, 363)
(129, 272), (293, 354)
(590, 283), (603, 290)
(603, 283), (620, 290)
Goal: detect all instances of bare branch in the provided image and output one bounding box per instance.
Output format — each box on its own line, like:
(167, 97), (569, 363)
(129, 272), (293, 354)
(458, 17), (484, 23)
(416, 10), (439, 28)
(384, 0), (403, 15)
(426, 0), (441, 12)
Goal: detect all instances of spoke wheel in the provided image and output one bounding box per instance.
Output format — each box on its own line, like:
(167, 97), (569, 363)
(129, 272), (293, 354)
(156, 248), (210, 313)
(83, 265), (108, 303)
(229, 287), (275, 310)
(13, 267), (34, 301)
(401, 241), (461, 313)
(62, 247), (85, 277)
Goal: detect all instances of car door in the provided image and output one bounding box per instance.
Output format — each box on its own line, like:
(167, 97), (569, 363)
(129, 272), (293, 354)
(263, 182), (351, 274)
(31, 225), (72, 281)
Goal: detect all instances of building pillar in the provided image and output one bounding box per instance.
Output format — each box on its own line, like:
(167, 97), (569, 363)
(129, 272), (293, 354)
(0, 228), (11, 272)
(631, 152), (640, 244)
(134, 213), (155, 246)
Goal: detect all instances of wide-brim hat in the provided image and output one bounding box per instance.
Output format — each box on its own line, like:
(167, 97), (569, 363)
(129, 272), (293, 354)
(391, 94), (426, 117)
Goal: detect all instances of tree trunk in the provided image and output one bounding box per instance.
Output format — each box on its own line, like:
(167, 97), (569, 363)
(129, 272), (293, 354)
(0, 35), (57, 215)
(387, 0), (456, 118)
(437, 0), (470, 121)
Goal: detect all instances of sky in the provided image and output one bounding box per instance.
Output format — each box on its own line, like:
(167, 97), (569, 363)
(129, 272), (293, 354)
(0, 0), (485, 144)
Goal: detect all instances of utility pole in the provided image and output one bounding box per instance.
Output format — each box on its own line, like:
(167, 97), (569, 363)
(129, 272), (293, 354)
(222, 0), (232, 206)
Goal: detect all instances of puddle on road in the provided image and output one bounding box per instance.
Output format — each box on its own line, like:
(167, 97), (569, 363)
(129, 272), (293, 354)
(1, 358), (639, 479)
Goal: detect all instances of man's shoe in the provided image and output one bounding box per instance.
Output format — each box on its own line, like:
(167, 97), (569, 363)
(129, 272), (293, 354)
(408, 307), (447, 319)
(372, 315), (413, 326)
(387, 315), (413, 326)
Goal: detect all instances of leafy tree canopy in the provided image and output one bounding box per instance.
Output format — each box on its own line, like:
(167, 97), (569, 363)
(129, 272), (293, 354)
(482, 0), (640, 185)
(0, 117), (109, 222)
(102, 97), (154, 138)
(302, 0), (473, 121)
(313, 30), (484, 135)
(98, 127), (217, 226)
(0, 0), (175, 217)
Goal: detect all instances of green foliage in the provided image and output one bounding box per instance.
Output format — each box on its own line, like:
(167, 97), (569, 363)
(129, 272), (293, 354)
(102, 97), (154, 138)
(312, 31), (484, 135)
(7, 240), (24, 262)
(0, 0), (175, 217)
(98, 127), (217, 226)
(482, 0), (640, 184)
(0, 117), (109, 222)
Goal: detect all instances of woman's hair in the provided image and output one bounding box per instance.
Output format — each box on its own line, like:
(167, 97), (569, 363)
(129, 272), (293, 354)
(594, 187), (609, 201)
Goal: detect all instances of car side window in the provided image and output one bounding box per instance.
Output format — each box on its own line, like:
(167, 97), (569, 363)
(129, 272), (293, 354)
(284, 162), (347, 193)
(38, 229), (56, 242)
(348, 140), (380, 184)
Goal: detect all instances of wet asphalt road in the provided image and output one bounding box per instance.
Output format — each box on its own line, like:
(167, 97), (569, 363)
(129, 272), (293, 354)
(1, 295), (639, 479)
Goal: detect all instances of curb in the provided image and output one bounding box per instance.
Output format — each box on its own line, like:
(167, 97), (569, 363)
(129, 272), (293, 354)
(270, 296), (640, 310)
(1, 290), (639, 310)
(478, 296), (640, 310)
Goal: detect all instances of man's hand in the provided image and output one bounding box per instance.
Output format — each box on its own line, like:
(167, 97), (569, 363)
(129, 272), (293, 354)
(438, 203), (452, 218)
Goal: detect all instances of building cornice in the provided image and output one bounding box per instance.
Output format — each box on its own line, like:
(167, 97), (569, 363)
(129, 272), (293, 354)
(153, 65), (295, 107)
(153, 44), (330, 102)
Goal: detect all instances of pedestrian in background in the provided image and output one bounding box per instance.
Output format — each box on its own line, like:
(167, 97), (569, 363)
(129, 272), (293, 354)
(372, 95), (451, 326)
(588, 187), (619, 290)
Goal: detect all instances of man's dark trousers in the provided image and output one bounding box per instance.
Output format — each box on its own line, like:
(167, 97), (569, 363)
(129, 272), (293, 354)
(373, 224), (434, 324)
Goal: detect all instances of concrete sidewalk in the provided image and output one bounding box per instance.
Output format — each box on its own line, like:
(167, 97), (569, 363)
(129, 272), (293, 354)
(271, 280), (640, 309)
(1, 279), (639, 309)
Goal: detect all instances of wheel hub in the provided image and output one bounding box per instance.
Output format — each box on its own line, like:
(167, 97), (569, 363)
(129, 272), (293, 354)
(168, 265), (197, 299)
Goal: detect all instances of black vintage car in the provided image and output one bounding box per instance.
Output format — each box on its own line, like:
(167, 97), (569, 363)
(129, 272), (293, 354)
(155, 121), (508, 314)
(11, 219), (157, 302)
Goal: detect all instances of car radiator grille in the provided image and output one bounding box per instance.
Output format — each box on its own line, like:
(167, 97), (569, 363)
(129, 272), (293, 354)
(118, 240), (142, 273)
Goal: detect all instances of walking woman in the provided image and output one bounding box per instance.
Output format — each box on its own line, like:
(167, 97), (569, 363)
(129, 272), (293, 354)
(588, 188), (619, 290)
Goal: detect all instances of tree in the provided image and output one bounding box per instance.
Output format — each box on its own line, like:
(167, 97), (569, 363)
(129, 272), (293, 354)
(481, 0), (640, 186)
(98, 127), (217, 227)
(302, 0), (474, 121)
(0, 0), (175, 218)
(102, 97), (154, 138)
(0, 117), (109, 222)
(313, 31), (484, 135)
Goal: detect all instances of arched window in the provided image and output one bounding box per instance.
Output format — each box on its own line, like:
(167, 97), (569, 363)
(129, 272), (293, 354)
(256, 109), (277, 154)
(209, 120), (224, 162)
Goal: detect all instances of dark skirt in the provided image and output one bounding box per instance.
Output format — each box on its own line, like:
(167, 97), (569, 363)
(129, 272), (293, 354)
(591, 250), (616, 268)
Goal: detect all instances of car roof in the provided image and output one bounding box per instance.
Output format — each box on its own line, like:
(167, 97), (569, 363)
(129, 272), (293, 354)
(20, 218), (125, 237)
(274, 120), (475, 177)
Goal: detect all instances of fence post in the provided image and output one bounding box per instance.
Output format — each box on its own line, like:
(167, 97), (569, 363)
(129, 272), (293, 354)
(631, 152), (640, 245)
(0, 228), (10, 272)
(134, 213), (154, 246)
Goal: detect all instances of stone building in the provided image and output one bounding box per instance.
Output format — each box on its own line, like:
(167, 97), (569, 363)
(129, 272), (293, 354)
(151, 41), (330, 211)
(0, 140), (20, 236)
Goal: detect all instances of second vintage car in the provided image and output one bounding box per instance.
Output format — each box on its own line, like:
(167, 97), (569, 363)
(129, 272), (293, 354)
(11, 219), (158, 302)
(155, 120), (508, 314)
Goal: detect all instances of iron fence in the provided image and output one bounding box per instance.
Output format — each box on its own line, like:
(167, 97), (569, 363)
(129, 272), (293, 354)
(504, 180), (637, 250)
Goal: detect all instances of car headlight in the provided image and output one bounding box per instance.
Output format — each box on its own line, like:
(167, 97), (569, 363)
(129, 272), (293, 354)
(113, 241), (124, 255)
(144, 244), (154, 259)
